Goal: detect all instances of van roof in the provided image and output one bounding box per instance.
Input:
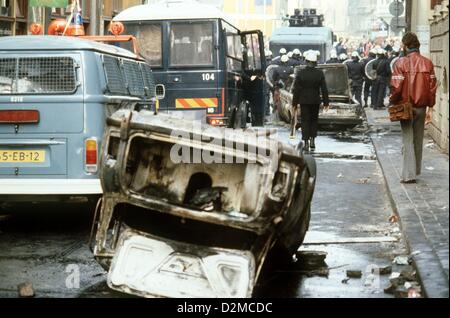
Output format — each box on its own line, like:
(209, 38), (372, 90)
(114, 0), (228, 22)
(0, 36), (139, 59)
(270, 27), (333, 44)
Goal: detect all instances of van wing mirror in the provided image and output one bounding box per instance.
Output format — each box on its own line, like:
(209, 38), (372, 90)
(155, 84), (165, 100)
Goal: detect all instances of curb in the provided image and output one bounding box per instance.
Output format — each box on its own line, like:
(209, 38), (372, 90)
(371, 135), (449, 298)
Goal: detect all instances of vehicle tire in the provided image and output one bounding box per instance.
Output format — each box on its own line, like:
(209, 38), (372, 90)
(304, 154), (316, 178)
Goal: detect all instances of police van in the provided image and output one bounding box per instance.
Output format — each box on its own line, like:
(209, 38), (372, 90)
(0, 35), (163, 201)
(113, 0), (266, 127)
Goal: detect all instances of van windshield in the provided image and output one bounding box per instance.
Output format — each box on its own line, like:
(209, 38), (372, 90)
(122, 23), (162, 67)
(0, 57), (77, 95)
(170, 22), (214, 67)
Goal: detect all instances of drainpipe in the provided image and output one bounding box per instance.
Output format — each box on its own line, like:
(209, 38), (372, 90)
(90, 0), (97, 35)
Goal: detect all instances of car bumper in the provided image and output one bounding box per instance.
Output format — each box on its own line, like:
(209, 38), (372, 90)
(0, 179), (102, 195)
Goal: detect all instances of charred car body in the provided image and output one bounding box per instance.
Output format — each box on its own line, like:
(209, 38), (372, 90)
(92, 109), (316, 298)
(279, 64), (364, 130)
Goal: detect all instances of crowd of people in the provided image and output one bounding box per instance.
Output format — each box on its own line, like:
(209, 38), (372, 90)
(264, 32), (438, 184)
(265, 36), (402, 114)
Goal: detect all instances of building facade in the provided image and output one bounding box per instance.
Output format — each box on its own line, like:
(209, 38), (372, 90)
(0, 0), (145, 37)
(428, 1), (449, 153)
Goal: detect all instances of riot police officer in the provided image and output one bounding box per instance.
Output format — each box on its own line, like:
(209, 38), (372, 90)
(347, 51), (365, 106)
(374, 48), (391, 110)
(326, 50), (339, 64)
(292, 51), (329, 150)
(291, 49), (304, 66)
(362, 48), (377, 108)
(271, 48), (287, 66)
(269, 55), (293, 120)
(339, 53), (348, 63)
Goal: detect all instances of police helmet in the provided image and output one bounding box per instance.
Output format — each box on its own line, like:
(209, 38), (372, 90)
(304, 51), (318, 63)
(281, 55), (290, 63)
(293, 49), (302, 57)
(279, 48), (287, 55)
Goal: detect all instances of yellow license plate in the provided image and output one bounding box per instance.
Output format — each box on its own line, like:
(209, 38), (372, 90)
(0, 150), (46, 163)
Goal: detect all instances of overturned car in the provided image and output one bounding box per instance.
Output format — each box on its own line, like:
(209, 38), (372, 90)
(279, 64), (364, 130)
(92, 109), (316, 298)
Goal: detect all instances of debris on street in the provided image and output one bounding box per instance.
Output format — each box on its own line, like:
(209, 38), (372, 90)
(346, 270), (362, 279)
(373, 265), (392, 275)
(389, 215), (399, 224)
(296, 250), (328, 268)
(393, 255), (410, 265)
(18, 283), (35, 298)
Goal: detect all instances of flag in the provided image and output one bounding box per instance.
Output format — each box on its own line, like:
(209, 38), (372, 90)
(29, 0), (68, 7)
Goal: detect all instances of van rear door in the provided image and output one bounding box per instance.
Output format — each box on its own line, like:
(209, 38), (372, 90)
(0, 54), (82, 176)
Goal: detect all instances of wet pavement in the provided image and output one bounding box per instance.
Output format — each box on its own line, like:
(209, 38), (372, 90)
(0, 125), (419, 298)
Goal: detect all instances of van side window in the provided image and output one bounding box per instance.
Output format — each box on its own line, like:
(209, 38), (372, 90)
(140, 63), (156, 99)
(0, 57), (77, 95)
(103, 55), (128, 95)
(122, 59), (145, 97)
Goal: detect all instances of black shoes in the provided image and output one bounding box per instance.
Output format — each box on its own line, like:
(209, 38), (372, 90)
(400, 179), (417, 184)
(310, 138), (316, 150)
(303, 140), (310, 151)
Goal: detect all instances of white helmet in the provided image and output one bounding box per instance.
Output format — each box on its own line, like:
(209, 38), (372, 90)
(281, 55), (290, 63)
(304, 51), (318, 62)
(265, 49), (273, 57)
(330, 50), (338, 59)
(339, 53), (348, 60)
(287, 51), (294, 58)
(351, 51), (359, 58)
(377, 48), (385, 55)
(293, 49), (302, 56)
(279, 48), (287, 55)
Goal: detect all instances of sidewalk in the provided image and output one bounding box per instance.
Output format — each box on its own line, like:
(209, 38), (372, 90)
(367, 108), (449, 298)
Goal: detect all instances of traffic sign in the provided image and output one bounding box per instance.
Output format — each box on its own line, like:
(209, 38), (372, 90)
(389, 1), (405, 17)
(390, 17), (406, 33)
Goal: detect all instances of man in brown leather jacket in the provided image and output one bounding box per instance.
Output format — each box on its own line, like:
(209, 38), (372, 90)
(390, 32), (438, 183)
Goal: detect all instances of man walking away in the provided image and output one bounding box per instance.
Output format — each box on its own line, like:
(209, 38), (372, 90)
(292, 51), (329, 150)
(390, 32), (437, 184)
(347, 51), (365, 106)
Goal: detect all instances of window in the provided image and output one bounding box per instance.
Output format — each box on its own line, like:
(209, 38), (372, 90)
(103, 55), (153, 99)
(226, 33), (243, 72)
(244, 33), (262, 71)
(140, 63), (156, 99)
(124, 23), (162, 67)
(123, 59), (145, 97)
(103, 55), (127, 95)
(170, 22), (214, 67)
(0, 57), (77, 95)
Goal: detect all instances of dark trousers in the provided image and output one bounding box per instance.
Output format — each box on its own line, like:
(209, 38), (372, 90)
(371, 79), (379, 108)
(375, 78), (388, 108)
(300, 104), (320, 141)
(364, 80), (372, 104)
(351, 85), (363, 105)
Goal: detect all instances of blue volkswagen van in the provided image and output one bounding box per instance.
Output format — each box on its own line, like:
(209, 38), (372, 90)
(0, 36), (162, 201)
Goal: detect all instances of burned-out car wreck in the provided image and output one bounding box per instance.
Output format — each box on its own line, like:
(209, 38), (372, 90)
(279, 64), (364, 130)
(92, 109), (316, 298)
